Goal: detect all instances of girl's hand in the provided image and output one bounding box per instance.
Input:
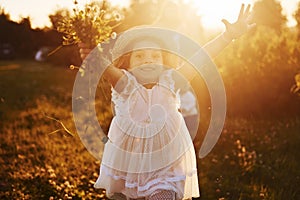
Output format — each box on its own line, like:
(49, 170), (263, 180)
(78, 42), (92, 60)
(222, 4), (256, 41)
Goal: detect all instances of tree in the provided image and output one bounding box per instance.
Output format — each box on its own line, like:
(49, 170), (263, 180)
(294, 2), (300, 37)
(49, 9), (71, 30)
(0, 10), (12, 43)
(252, 0), (287, 31)
(117, 0), (158, 31)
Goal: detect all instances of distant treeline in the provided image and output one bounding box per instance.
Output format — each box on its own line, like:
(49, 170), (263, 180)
(0, 13), (81, 66)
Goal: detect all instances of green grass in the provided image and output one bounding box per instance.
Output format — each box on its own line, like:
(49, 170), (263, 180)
(0, 60), (299, 199)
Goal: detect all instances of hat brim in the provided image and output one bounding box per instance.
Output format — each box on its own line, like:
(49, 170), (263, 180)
(111, 26), (180, 61)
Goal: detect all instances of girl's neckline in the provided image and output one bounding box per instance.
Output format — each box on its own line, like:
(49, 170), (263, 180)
(142, 83), (158, 90)
(126, 70), (168, 91)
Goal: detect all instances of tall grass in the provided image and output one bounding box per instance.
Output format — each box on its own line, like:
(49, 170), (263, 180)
(0, 60), (299, 199)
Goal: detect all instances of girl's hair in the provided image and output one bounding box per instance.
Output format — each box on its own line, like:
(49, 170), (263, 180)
(113, 52), (131, 70)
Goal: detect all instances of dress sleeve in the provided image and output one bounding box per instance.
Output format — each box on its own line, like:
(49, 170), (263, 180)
(111, 69), (137, 100)
(159, 69), (176, 92)
(159, 69), (181, 109)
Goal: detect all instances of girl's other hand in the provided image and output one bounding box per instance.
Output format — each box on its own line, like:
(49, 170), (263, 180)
(78, 42), (92, 60)
(222, 4), (256, 41)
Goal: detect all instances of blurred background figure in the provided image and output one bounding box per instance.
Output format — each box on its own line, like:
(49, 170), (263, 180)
(34, 46), (51, 62)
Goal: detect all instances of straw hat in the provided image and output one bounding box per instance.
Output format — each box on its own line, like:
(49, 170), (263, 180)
(111, 26), (179, 62)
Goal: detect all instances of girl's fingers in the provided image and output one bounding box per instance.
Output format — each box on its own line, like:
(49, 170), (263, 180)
(80, 54), (88, 60)
(78, 42), (84, 48)
(79, 48), (92, 60)
(238, 4), (245, 20)
(244, 4), (251, 19)
(221, 19), (231, 28)
(79, 48), (91, 54)
(78, 42), (89, 49)
(237, 4), (252, 21)
(246, 12), (254, 23)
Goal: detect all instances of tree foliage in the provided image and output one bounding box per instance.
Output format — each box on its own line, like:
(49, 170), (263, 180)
(49, 9), (71, 31)
(252, 0), (287, 31)
(214, 25), (300, 117)
(294, 2), (300, 37)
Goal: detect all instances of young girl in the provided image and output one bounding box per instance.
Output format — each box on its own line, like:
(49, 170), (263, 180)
(79, 4), (255, 200)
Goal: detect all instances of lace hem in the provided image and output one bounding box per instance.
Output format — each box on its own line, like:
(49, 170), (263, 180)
(100, 165), (197, 192)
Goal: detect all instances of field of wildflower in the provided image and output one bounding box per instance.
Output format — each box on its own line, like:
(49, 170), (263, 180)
(0, 60), (299, 199)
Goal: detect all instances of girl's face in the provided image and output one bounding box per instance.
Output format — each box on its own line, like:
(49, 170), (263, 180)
(129, 41), (163, 68)
(129, 41), (164, 84)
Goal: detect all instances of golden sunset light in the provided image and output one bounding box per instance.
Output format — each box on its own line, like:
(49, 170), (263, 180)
(1, 0), (300, 199)
(192, 0), (300, 29)
(0, 0), (299, 29)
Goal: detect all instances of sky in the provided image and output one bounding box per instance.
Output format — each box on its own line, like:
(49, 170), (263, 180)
(0, 0), (299, 29)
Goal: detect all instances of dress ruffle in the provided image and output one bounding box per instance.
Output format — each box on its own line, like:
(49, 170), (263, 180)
(95, 145), (199, 199)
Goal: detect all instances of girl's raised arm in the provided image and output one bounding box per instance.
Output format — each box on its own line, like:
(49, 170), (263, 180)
(203, 4), (256, 58)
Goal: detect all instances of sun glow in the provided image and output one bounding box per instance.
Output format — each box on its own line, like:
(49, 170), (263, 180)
(0, 0), (299, 29)
(109, 0), (130, 8)
(188, 0), (254, 30)
(190, 0), (300, 29)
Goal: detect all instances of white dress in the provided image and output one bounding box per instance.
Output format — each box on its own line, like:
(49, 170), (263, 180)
(94, 69), (199, 199)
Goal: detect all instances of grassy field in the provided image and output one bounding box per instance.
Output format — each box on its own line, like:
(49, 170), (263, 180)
(0, 60), (299, 199)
